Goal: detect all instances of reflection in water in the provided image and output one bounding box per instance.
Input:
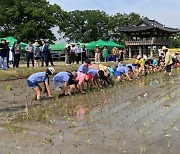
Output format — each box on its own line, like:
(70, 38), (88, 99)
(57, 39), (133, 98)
(149, 81), (156, 86)
(76, 106), (86, 117)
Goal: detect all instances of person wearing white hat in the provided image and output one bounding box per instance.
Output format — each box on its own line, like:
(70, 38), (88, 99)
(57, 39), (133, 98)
(33, 42), (41, 67)
(162, 46), (173, 76)
(27, 67), (55, 100)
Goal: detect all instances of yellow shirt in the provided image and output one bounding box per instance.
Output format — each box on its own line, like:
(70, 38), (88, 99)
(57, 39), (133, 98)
(139, 58), (145, 66)
(165, 51), (173, 65)
(135, 59), (140, 65)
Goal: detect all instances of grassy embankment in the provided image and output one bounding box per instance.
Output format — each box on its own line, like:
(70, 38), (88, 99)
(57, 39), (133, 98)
(0, 61), (136, 81)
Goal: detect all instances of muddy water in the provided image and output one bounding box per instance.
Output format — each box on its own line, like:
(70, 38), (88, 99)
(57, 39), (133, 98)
(0, 69), (179, 154)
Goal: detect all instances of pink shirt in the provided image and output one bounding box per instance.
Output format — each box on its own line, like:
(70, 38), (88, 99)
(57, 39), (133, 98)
(76, 72), (86, 83)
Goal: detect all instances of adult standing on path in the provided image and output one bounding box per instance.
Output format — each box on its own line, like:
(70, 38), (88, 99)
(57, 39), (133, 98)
(0, 39), (9, 70)
(112, 47), (117, 62)
(65, 45), (71, 65)
(48, 47), (54, 66)
(119, 49), (124, 61)
(75, 43), (81, 64)
(41, 40), (50, 67)
(33, 42), (41, 67)
(94, 45), (100, 63)
(163, 46), (173, 76)
(81, 45), (87, 64)
(6, 41), (10, 68)
(102, 46), (108, 62)
(70, 44), (76, 64)
(26, 41), (34, 67)
(13, 40), (21, 68)
(2, 39), (10, 69)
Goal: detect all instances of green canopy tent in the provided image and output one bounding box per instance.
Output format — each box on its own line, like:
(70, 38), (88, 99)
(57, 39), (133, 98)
(85, 39), (125, 50)
(106, 40), (125, 49)
(49, 43), (65, 51)
(85, 41), (97, 50)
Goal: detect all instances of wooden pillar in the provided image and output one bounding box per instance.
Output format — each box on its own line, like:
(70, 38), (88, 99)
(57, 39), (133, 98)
(129, 47), (132, 58)
(150, 46), (153, 58)
(139, 46), (142, 57)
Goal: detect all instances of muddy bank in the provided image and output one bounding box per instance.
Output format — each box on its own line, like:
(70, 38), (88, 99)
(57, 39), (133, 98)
(0, 69), (179, 154)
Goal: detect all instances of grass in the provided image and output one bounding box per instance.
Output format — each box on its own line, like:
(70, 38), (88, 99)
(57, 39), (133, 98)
(0, 60), (135, 81)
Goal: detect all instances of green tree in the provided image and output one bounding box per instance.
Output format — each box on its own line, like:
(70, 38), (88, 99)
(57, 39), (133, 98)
(58, 10), (110, 43)
(0, 0), (63, 43)
(171, 33), (180, 48)
(108, 12), (140, 43)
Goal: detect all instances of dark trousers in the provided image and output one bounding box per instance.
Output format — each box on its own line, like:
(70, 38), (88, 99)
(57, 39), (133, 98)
(81, 52), (86, 63)
(49, 53), (54, 66)
(41, 54), (49, 67)
(70, 52), (76, 63)
(13, 54), (20, 68)
(114, 55), (117, 62)
(76, 53), (81, 64)
(7, 53), (9, 67)
(27, 52), (34, 67)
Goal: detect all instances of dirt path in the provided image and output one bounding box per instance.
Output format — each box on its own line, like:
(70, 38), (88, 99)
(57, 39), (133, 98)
(0, 69), (179, 154)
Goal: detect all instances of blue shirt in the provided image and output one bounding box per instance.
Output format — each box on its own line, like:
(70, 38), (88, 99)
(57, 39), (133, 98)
(108, 67), (114, 76)
(118, 62), (123, 68)
(34, 46), (41, 58)
(126, 64), (135, 71)
(28, 72), (48, 83)
(42, 44), (49, 55)
(117, 66), (128, 74)
(88, 69), (98, 78)
(77, 64), (88, 73)
(152, 59), (157, 66)
(53, 72), (70, 83)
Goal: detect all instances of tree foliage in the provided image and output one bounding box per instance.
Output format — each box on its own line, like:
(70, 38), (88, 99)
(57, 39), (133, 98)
(0, 0), (179, 47)
(171, 34), (180, 48)
(0, 0), (63, 42)
(58, 10), (110, 43)
(58, 11), (140, 43)
(108, 12), (140, 43)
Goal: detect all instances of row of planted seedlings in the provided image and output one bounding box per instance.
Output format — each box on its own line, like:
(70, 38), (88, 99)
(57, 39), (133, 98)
(84, 74), (180, 153)
(122, 85), (180, 153)
(1, 71), (178, 153)
(1, 86), (112, 153)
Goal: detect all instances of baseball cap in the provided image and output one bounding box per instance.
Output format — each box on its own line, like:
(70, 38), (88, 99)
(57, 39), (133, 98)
(48, 67), (55, 75)
(87, 73), (93, 80)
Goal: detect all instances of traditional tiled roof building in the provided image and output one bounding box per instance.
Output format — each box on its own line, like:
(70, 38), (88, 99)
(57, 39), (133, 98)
(119, 17), (180, 58)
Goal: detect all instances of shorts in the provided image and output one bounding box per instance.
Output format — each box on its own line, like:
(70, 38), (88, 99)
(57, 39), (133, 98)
(53, 80), (64, 89)
(68, 79), (78, 85)
(34, 57), (41, 60)
(115, 71), (123, 77)
(27, 80), (38, 89)
(165, 64), (172, 72)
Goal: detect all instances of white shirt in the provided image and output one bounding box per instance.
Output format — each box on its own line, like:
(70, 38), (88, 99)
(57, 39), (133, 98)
(75, 47), (81, 54)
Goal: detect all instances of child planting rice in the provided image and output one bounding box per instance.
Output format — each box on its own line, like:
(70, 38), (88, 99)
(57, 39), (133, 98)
(27, 67), (55, 100)
(53, 71), (77, 96)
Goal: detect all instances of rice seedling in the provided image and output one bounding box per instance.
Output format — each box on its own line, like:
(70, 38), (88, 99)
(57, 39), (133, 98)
(139, 145), (146, 154)
(6, 85), (13, 91)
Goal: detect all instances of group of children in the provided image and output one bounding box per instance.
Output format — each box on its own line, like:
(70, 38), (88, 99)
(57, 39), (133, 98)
(27, 49), (179, 100)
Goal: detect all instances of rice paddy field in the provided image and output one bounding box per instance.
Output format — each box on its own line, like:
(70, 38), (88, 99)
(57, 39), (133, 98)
(0, 68), (179, 154)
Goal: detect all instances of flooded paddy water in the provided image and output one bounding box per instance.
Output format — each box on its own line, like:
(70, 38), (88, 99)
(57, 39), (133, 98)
(0, 69), (179, 154)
